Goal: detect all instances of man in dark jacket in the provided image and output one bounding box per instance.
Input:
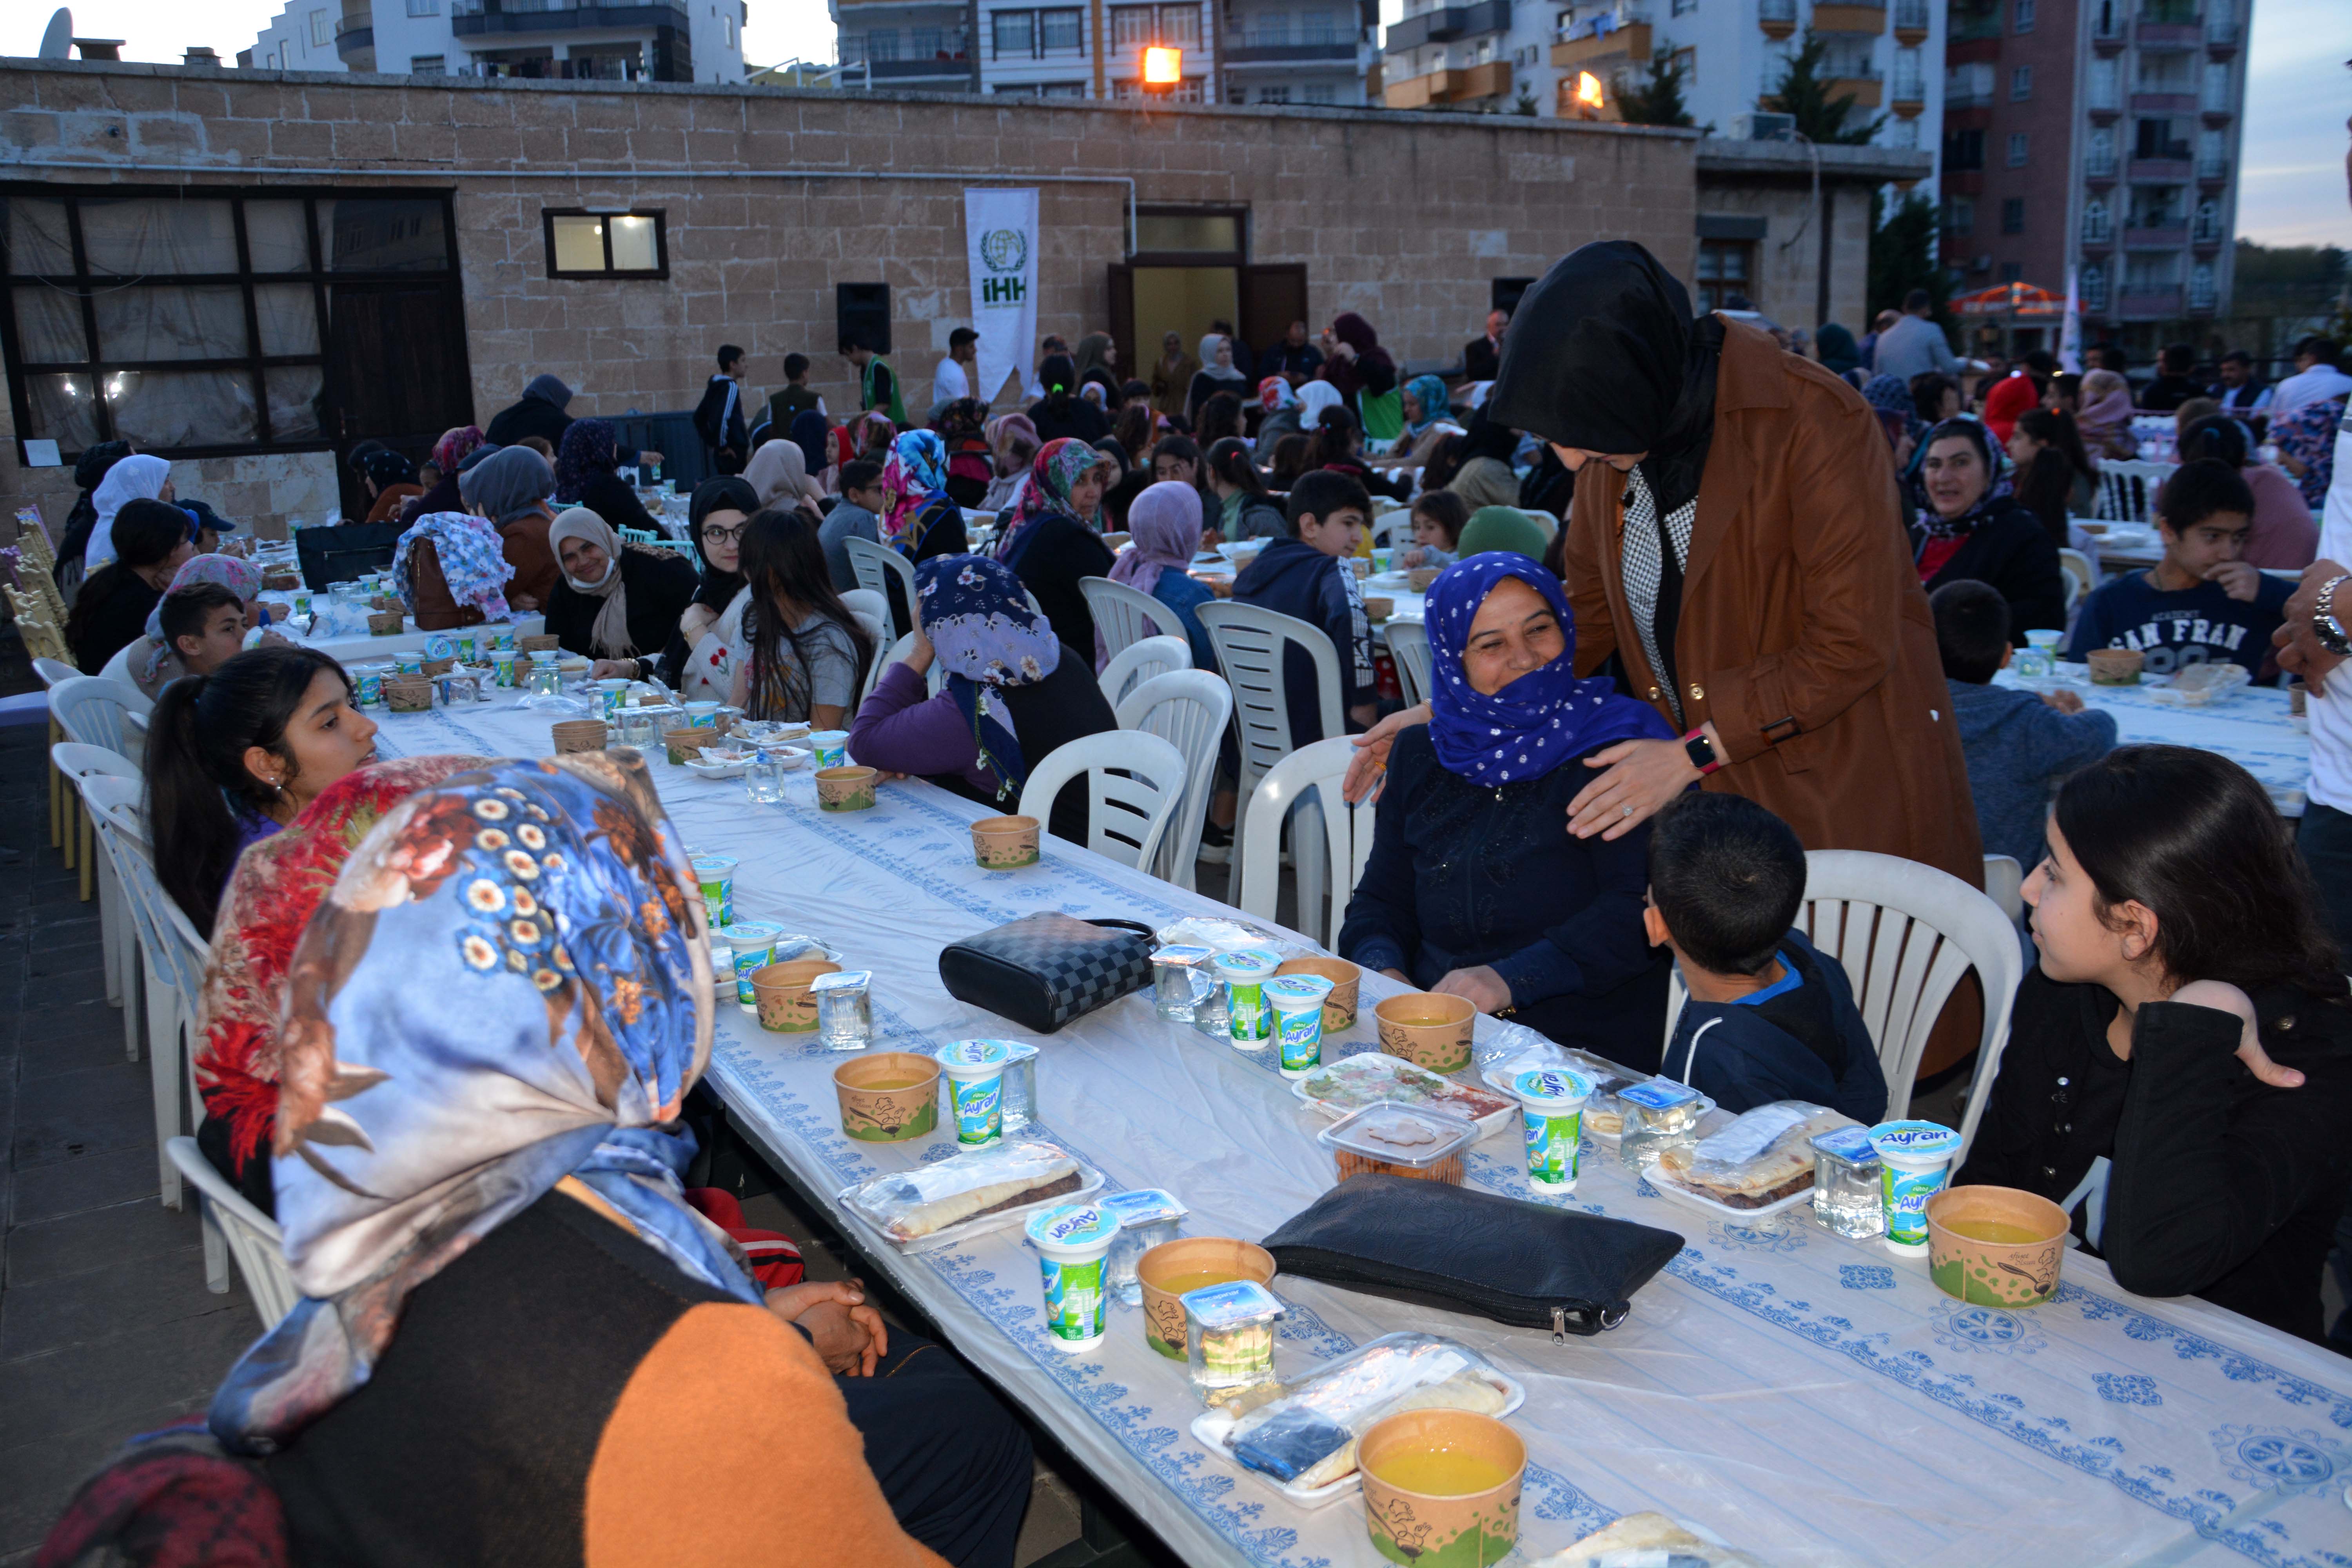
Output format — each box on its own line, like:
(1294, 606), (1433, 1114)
(1230, 469), (1377, 746)
(484, 373), (575, 449)
(1645, 792), (1889, 1124)
(693, 344), (749, 475)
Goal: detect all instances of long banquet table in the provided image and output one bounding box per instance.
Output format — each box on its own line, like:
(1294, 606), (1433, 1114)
(1996, 664), (2312, 816)
(365, 695), (2352, 1567)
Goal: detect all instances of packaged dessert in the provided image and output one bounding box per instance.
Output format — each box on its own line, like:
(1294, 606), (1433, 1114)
(1315, 1102), (1480, 1186)
(1294, 1051), (1517, 1136)
(1183, 1278), (1284, 1405)
(1191, 1332), (1522, 1505)
(837, 1140), (1097, 1253)
(1532, 1512), (1766, 1568)
(1651, 1101), (1860, 1217)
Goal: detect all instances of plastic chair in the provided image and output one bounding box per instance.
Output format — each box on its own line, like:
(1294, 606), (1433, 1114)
(1982, 853), (2025, 925)
(1114, 669), (1233, 891)
(1384, 619), (1434, 710)
(844, 537), (916, 643)
(2094, 459), (2176, 524)
(53, 743), (141, 1034)
(1014, 728), (1188, 875)
(1098, 635), (1191, 710)
(840, 588), (890, 630)
(166, 1137), (298, 1327)
(2056, 548), (2093, 614)
(1370, 512), (1412, 550)
(1080, 575), (1187, 663)
(1194, 601), (1344, 906)
(1233, 737), (1377, 951)
(33, 656), (80, 862)
(49, 676), (145, 900)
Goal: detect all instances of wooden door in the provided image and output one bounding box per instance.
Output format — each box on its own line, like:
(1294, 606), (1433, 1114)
(1107, 263), (1135, 376)
(325, 280), (472, 518)
(1238, 264), (1308, 361)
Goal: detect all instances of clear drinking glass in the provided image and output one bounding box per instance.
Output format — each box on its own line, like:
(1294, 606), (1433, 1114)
(746, 753), (788, 804)
(1000, 1045), (1039, 1132)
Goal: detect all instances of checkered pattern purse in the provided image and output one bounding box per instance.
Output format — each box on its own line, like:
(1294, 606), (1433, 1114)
(937, 914), (1155, 1033)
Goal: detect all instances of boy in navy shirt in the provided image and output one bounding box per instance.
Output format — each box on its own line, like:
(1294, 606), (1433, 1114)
(1231, 469), (1377, 744)
(1645, 793), (1888, 1123)
(2065, 460), (2289, 676)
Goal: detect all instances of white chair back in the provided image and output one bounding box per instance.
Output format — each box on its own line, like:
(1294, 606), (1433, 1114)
(1080, 575), (1187, 663)
(1384, 619), (1434, 710)
(2093, 459), (2175, 524)
(1115, 669), (1233, 890)
(1098, 634), (1191, 709)
(2056, 548), (2092, 614)
(840, 588), (890, 629)
(860, 630), (946, 703)
(166, 1137), (300, 1327)
(33, 656), (80, 689)
(52, 741), (140, 787)
(64, 762), (144, 1060)
(844, 537), (915, 642)
(1194, 601), (1344, 902)
(49, 674), (145, 757)
(1234, 737), (1377, 951)
(1371, 512), (1412, 549)
(1013, 728), (1188, 875)
(96, 642), (158, 714)
(1981, 853), (2025, 925)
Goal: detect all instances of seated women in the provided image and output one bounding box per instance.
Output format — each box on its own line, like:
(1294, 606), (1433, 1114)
(189, 756), (1029, 1564)
(396, 508), (521, 631)
(1310, 407), (1409, 503)
(980, 413), (1040, 514)
(82, 453), (174, 575)
(1253, 376), (1303, 463)
(726, 508), (875, 730)
(884, 430), (971, 564)
(144, 646), (379, 930)
(657, 476), (754, 697)
(555, 416), (662, 538)
(849, 554), (1114, 846)
(1207, 437), (1287, 542)
(1336, 555), (1674, 1064)
(399, 425), (484, 524)
(64, 497), (194, 673)
(1102, 481), (1218, 674)
(1912, 419), (2066, 648)
(356, 447), (423, 524)
(542, 508), (699, 676)
(745, 436), (827, 516)
(1370, 374), (1461, 471)
(1094, 436), (1147, 532)
(995, 438), (1115, 656)
(457, 445), (561, 609)
(102, 554), (274, 699)
(1956, 746), (2352, 1341)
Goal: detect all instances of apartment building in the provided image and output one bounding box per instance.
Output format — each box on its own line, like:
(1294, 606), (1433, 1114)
(247, 0), (747, 83)
(1940, 0), (2249, 354)
(1379, 0), (1944, 152)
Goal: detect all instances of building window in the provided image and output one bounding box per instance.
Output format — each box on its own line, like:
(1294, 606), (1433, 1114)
(1, 189), (459, 456)
(2082, 198), (2111, 242)
(1890, 118), (1918, 148)
(2081, 263), (2107, 310)
(1041, 79), (1085, 95)
(2134, 116), (2191, 160)
(406, 0), (439, 14)
(2124, 251), (2181, 293)
(1944, 196), (1976, 236)
(2128, 184), (2183, 229)
(1943, 126), (1985, 172)
(2189, 261), (2216, 310)
(1258, 84), (1289, 103)
(1694, 239), (1752, 313)
(310, 9), (331, 45)
(2000, 261), (2023, 282)
(2012, 0), (2033, 30)
(2135, 50), (2191, 91)
(992, 11), (1035, 56)
(410, 54), (445, 73)
(723, 13), (736, 46)
(2000, 198), (2025, 234)
(1672, 0), (1698, 12)
(1303, 81), (1336, 103)
(2009, 64), (2031, 100)
(1040, 8), (1084, 51)
(543, 210), (669, 279)
(2007, 131), (2028, 166)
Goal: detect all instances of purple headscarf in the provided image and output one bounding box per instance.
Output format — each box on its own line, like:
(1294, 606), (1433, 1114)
(1108, 480), (1202, 597)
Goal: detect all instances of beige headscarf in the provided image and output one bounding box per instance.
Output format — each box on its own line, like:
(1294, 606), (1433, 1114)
(548, 506), (635, 657)
(744, 438), (825, 511)
(1447, 456), (1521, 513)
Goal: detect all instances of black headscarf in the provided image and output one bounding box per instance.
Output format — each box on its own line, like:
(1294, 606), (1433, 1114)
(1488, 240), (1724, 517)
(1459, 410), (1521, 466)
(686, 475), (757, 612)
(56, 440), (134, 586)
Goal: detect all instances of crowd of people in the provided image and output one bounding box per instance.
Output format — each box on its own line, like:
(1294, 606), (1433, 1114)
(33, 236), (2352, 1565)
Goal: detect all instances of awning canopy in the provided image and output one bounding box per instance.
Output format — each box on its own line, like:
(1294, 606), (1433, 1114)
(1949, 282), (2065, 317)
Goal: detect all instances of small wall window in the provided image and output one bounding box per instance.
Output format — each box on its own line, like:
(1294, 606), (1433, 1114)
(411, 54), (446, 73)
(2000, 198), (2025, 234)
(2013, 0), (2033, 31)
(2007, 131), (2028, 166)
(407, 0), (440, 15)
(309, 9), (331, 46)
(2010, 64), (2031, 99)
(1694, 239), (1753, 313)
(543, 211), (669, 279)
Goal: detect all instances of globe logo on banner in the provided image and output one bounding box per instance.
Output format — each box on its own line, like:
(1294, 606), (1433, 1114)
(964, 189), (1039, 402)
(981, 227), (1028, 287)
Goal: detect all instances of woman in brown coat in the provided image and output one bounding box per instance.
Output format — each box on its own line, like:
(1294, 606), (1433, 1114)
(456, 444), (562, 610)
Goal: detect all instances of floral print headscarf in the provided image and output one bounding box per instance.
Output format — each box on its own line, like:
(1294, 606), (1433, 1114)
(995, 437), (1106, 572)
(393, 512), (515, 622)
(554, 416), (621, 505)
(208, 753), (757, 1455)
(2272, 395), (2345, 509)
(916, 554), (1062, 800)
(880, 429), (947, 551)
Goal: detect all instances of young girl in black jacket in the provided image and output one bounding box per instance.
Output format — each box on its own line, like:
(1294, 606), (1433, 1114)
(1957, 745), (2352, 1342)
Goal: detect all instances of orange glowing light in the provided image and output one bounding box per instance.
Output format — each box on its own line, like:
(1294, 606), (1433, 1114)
(1143, 45), (1182, 84)
(1575, 71), (1604, 110)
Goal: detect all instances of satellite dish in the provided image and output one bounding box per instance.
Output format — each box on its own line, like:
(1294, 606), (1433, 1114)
(40, 9), (73, 57)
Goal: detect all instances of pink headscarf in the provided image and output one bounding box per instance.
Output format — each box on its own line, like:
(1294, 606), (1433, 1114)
(2077, 371), (2138, 461)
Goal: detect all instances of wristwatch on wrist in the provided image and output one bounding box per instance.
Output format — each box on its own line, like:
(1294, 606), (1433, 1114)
(2315, 575), (2352, 657)
(1683, 728), (1722, 775)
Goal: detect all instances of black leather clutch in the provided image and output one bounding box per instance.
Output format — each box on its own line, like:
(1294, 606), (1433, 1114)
(1260, 1174), (1685, 1340)
(936, 913), (1154, 1034)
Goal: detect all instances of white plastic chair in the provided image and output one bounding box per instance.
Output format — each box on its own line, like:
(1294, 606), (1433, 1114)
(166, 1137), (299, 1327)
(53, 742), (142, 1041)
(1982, 853), (2025, 926)
(1194, 600), (1345, 906)
(1234, 737), (1377, 952)
(1013, 728), (1188, 874)
(1115, 669), (1233, 890)
(840, 587), (890, 630)
(49, 673), (144, 757)
(2094, 459), (2176, 524)
(94, 642), (159, 714)
(35, 656), (80, 863)
(1371, 512), (1412, 550)
(1384, 619), (1434, 710)
(2056, 548), (2093, 614)
(1098, 634), (1191, 710)
(845, 537), (915, 642)
(1080, 575), (1187, 663)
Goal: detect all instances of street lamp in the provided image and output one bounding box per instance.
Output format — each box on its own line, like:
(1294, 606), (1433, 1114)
(1142, 45), (1181, 89)
(1568, 70), (1605, 119)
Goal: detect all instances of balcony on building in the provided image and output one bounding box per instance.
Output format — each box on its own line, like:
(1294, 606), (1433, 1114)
(2203, 4), (2239, 51)
(1810, 3), (1885, 34)
(2133, 0), (2201, 50)
(1892, 0), (1928, 44)
(1385, 0), (1510, 54)
(451, 0), (696, 78)
(1757, 0), (1795, 38)
(2190, 216), (2224, 248)
(2123, 225), (2189, 249)
(1890, 65), (1924, 114)
(1550, 5), (1649, 69)
(2089, 0), (2125, 47)
(2195, 153), (2228, 185)
(2084, 148), (2118, 181)
(2116, 287), (2185, 319)
(334, 18), (376, 68)
(2128, 155), (2193, 181)
(1381, 58), (1511, 107)
(1947, 0), (2001, 45)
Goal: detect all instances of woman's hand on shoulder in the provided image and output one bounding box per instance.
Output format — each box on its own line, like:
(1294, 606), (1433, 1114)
(1341, 702), (1431, 805)
(2170, 979), (2306, 1089)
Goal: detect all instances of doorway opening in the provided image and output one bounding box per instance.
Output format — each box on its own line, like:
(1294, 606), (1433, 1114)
(1108, 207), (1304, 399)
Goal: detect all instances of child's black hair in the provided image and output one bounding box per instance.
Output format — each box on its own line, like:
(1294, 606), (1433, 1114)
(1286, 469), (1371, 537)
(1647, 792), (1808, 977)
(1929, 578), (2012, 686)
(2156, 459), (2256, 534)
(838, 459), (884, 494)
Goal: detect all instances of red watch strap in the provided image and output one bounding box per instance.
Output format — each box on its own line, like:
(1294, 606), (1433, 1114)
(1683, 728), (1722, 775)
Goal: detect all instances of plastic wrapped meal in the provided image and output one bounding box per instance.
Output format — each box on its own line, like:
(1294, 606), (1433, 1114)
(841, 1142), (1084, 1241)
(1221, 1333), (1514, 1490)
(1532, 1512), (1766, 1568)
(1316, 1102), (1480, 1186)
(1296, 1052), (1516, 1129)
(1651, 1101), (1858, 1212)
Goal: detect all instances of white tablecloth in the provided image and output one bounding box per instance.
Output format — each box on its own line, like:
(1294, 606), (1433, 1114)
(363, 697), (2352, 1567)
(255, 594), (546, 664)
(1997, 666), (2310, 815)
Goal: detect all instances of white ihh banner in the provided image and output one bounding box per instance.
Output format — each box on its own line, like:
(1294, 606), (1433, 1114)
(964, 187), (1039, 404)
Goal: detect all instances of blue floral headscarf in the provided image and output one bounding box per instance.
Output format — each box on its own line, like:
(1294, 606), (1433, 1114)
(1424, 553), (1673, 789)
(393, 512), (516, 622)
(207, 753), (757, 1455)
(1402, 374), (1451, 439)
(916, 554), (1061, 800)
(893, 429), (947, 493)
(554, 416), (621, 505)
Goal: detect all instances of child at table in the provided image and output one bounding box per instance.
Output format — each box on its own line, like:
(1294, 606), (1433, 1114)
(1933, 580), (2117, 873)
(1644, 792), (1888, 1123)
(818, 458), (886, 595)
(1956, 746), (2352, 1343)
(1231, 469), (1377, 743)
(1394, 490), (1466, 571)
(2064, 460), (2291, 677)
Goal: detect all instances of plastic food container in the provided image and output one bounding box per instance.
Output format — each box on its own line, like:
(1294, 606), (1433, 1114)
(1316, 1102), (1480, 1187)
(810, 968), (873, 1051)
(1100, 1188), (1187, 1306)
(1869, 1119), (1963, 1256)
(936, 1038), (1016, 1146)
(1512, 1067), (1594, 1193)
(1617, 1078), (1707, 1169)
(1811, 1123), (1886, 1239)
(837, 1140), (1099, 1255)
(681, 700), (723, 728)
(1025, 1203), (1122, 1354)
(1651, 1102), (1856, 1220)
(690, 853), (738, 928)
(1294, 1052), (1517, 1139)
(1183, 1278), (1284, 1405)
(1213, 948), (1284, 1048)
(1265, 973), (1336, 1078)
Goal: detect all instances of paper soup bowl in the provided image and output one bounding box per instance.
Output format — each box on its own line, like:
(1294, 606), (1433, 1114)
(1276, 956), (1362, 1031)
(1358, 1409), (1525, 1568)
(815, 764), (879, 812)
(750, 958), (841, 1032)
(1375, 992), (1476, 1074)
(1925, 1185), (2071, 1308)
(971, 814), (1042, 869)
(832, 1052), (941, 1143)
(1136, 1237), (1275, 1361)
(2085, 647), (2143, 685)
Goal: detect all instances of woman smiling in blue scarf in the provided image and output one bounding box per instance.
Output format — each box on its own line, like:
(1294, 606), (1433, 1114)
(1337, 553), (1678, 1063)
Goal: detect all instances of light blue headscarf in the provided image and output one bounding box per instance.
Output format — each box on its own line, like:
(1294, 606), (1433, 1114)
(894, 428), (948, 494)
(1402, 374), (1452, 439)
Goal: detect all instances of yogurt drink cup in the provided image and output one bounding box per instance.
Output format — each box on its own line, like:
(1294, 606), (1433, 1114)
(1514, 1068), (1594, 1192)
(1026, 1203), (1121, 1353)
(1265, 973), (1336, 1078)
(1869, 1120), (1963, 1256)
(1212, 948), (1283, 1048)
(937, 1039), (1015, 1147)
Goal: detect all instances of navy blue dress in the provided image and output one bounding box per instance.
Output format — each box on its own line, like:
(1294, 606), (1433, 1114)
(1337, 726), (1670, 1069)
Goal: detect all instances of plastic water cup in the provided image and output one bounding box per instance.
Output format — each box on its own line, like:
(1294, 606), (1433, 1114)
(1513, 1068), (1594, 1193)
(1026, 1204), (1122, 1354)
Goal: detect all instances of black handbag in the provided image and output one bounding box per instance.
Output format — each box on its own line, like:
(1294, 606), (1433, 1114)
(936, 913), (1154, 1034)
(296, 521), (407, 591)
(1260, 1173), (1685, 1341)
